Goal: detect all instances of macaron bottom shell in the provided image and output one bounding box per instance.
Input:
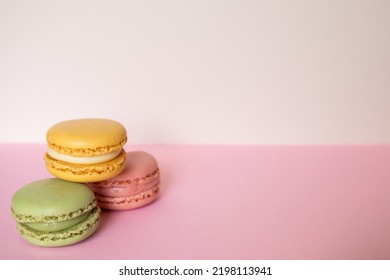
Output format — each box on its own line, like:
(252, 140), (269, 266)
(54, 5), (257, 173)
(44, 149), (126, 183)
(15, 206), (100, 247)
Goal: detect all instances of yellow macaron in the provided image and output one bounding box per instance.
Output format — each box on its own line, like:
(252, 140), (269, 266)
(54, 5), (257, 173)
(44, 118), (127, 182)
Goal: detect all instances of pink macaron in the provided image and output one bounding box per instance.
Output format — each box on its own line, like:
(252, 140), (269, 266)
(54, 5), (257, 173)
(87, 151), (160, 210)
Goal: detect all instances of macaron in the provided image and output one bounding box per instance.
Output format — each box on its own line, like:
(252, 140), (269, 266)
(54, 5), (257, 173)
(87, 151), (160, 210)
(44, 118), (127, 182)
(10, 178), (100, 247)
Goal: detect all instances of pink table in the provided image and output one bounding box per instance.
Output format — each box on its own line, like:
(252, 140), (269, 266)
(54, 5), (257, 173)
(1, 144), (390, 260)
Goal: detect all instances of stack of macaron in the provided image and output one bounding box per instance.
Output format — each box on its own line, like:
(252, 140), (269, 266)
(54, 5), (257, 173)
(10, 118), (161, 247)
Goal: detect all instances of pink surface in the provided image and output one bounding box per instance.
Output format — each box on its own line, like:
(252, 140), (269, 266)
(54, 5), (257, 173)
(1, 144), (390, 260)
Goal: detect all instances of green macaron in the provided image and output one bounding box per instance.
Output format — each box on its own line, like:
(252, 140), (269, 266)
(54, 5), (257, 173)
(10, 178), (100, 247)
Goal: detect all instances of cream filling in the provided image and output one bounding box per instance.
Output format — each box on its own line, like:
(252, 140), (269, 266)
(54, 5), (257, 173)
(47, 147), (121, 164)
(25, 211), (90, 232)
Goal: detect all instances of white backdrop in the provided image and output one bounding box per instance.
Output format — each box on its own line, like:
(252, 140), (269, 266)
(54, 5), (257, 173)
(1, 0), (389, 144)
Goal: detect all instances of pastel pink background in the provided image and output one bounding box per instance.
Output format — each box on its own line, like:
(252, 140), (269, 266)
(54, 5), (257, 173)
(1, 144), (390, 260)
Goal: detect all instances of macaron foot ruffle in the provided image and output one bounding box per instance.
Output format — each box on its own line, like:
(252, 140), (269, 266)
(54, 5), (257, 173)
(96, 185), (160, 210)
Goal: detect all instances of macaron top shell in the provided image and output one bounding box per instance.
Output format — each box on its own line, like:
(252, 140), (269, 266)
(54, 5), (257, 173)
(11, 178), (96, 223)
(46, 118), (127, 156)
